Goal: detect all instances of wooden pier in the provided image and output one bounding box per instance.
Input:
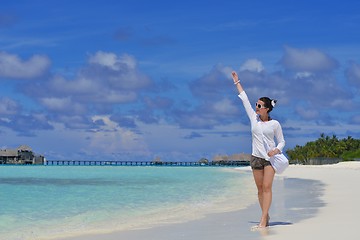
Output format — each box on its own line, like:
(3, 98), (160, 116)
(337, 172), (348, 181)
(44, 160), (250, 167)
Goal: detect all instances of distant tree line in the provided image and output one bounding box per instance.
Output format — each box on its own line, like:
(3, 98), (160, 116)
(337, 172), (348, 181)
(286, 133), (360, 164)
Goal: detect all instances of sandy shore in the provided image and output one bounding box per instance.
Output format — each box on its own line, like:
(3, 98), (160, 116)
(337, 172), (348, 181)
(57, 162), (360, 240)
(265, 161), (360, 240)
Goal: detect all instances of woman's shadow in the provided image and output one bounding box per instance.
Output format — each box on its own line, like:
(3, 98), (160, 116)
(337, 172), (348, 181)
(249, 220), (293, 227)
(249, 220), (293, 236)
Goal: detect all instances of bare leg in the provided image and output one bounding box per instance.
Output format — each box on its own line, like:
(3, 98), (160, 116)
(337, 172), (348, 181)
(252, 166), (275, 227)
(252, 169), (264, 208)
(252, 169), (265, 225)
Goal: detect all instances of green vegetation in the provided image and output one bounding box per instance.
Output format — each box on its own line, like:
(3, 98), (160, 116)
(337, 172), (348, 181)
(286, 134), (360, 164)
(341, 148), (360, 161)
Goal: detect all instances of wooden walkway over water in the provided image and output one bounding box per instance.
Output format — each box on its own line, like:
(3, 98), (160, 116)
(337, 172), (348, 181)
(44, 160), (250, 167)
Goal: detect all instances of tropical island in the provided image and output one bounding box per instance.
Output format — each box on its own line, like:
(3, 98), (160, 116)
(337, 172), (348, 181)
(286, 133), (360, 164)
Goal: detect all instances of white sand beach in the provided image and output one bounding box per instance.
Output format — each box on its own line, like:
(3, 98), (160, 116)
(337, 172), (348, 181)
(57, 162), (360, 240)
(265, 161), (360, 240)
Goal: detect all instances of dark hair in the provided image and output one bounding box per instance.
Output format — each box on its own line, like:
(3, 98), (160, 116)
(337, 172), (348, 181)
(259, 97), (277, 120)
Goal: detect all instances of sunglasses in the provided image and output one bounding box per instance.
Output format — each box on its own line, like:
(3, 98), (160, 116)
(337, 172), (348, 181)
(255, 103), (267, 109)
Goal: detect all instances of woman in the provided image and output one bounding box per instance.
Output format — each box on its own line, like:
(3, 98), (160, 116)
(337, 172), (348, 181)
(231, 71), (285, 228)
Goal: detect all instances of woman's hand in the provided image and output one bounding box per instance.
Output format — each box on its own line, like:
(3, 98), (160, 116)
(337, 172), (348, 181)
(232, 71), (239, 83)
(231, 71), (243, 93)
(268, 148), (280, 157)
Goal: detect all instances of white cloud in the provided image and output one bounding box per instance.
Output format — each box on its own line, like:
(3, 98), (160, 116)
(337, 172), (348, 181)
(50, 75), (100, 94)
(40, 97), (87, 114)
(280, 46), (338, 72)
(295, 106), (320, 120)
(345, 62), (360, 88)
(240, 59), (264, 72)
(89, 51), (117, 69)
(176, 113), (219, 129)
(0, 51), (50, 79)
(89, 115), (147, 153)
(295, 71), (313, 79)
(41, 97), (72, 110)
(220, 66), (233, 79)
(350, 115), (360, 124)
(0, 97), (19, 115)
(42, 52), (149, 107)
(85, 52), (150, 91)
(88, 51), (136, 70)
(212, 98), (238, 114)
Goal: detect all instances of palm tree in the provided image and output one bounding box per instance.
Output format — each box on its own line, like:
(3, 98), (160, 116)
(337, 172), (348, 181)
(286, 134), (360, 163)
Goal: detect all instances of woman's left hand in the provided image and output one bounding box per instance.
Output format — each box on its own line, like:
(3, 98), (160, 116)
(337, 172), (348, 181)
(267, 148), (280, 157)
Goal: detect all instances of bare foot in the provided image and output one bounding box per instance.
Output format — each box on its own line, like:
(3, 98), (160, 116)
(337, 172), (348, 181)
(258, 215), (268, 228)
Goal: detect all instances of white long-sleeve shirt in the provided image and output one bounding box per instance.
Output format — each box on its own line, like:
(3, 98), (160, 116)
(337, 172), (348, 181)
(238, 91), (285, 160)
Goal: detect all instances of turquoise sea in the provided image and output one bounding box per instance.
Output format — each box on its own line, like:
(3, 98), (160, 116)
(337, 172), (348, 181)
(0, 165), (255, 240)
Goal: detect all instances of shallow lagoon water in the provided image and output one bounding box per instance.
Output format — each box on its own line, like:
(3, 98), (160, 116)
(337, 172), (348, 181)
(0, 166), (256, 240)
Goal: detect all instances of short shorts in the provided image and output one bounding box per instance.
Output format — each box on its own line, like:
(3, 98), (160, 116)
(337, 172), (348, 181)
(250, 155), (272, 170)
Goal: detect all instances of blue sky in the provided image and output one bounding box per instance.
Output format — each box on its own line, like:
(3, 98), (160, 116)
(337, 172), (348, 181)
(0, 0), (359, 161)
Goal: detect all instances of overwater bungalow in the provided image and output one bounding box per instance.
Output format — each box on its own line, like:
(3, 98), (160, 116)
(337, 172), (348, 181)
(0, 145), (45, 165)
(212, 153), (251, 166)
